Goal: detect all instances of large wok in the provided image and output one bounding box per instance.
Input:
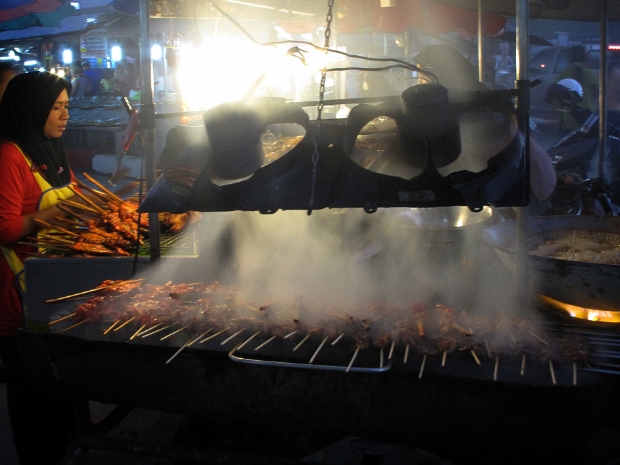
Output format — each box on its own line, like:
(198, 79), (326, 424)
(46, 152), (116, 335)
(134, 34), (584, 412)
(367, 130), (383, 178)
(483, 215), (620, 311)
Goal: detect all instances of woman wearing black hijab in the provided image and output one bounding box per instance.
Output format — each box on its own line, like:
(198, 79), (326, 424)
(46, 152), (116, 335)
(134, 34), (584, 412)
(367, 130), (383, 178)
(0, 71), (77, 465)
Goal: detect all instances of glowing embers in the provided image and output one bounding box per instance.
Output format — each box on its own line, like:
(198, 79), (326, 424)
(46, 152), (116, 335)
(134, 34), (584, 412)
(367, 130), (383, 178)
(539, 295), (620, 324)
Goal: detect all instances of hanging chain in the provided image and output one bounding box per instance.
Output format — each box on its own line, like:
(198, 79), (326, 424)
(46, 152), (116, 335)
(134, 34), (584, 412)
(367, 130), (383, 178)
(308, 0), (334, 215)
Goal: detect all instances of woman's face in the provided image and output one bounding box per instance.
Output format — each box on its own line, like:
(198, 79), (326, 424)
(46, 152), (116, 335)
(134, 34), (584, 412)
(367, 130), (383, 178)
(44, 89), (70, 139)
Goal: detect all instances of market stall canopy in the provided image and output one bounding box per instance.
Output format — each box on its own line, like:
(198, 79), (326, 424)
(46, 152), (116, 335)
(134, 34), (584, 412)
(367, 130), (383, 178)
(433, 0), (620, 21)
(0, 0), (76, 31)
(335, 0), (507, 35)
(0, 0), (124, 45)
(112, 0), (507, 35)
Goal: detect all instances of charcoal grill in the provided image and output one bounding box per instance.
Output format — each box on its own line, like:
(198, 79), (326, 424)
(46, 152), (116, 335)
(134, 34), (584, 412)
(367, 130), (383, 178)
(17, 3), (620, 463)
(16, 319), (620, 465)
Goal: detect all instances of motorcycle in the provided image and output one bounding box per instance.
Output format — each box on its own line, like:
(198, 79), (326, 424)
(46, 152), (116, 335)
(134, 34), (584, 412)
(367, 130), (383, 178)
(542, 78), (620, 216)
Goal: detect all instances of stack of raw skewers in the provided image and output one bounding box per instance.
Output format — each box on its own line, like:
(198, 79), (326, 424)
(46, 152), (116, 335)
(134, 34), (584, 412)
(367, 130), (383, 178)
(21, 173), (200, 257)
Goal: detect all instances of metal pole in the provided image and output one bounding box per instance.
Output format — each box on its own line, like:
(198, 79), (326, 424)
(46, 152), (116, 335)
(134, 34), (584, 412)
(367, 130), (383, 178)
(478, 0), (484, 82)
(139, 0), (160, 261)
(515, 0), (530, 311)
(598, 0), (608, 181)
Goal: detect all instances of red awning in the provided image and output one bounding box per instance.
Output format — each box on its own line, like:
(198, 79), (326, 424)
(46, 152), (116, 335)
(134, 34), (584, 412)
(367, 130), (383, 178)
(334, 0), (506, 35)
(0, 0), (75, 31)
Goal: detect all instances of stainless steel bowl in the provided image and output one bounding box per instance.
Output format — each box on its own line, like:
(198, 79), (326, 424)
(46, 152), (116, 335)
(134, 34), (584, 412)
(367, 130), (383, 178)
(390, 206), (495, 230)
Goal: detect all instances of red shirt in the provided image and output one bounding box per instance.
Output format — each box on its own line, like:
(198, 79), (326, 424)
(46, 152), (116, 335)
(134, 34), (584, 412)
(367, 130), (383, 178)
(0, 142), (44, 336)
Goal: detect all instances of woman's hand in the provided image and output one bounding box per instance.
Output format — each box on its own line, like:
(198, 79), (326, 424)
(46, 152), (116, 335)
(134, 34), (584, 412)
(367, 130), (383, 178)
(21, 203), (70, 239)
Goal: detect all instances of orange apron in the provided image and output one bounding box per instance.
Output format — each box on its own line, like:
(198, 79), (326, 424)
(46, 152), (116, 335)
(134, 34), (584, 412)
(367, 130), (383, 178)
(0, 144), (74, 293)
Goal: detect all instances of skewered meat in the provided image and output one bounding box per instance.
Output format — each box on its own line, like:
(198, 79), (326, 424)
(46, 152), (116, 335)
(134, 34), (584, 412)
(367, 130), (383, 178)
(23, 176), (200, 257)
(70, 241), (131, 256)
(54, 280), (592, 377)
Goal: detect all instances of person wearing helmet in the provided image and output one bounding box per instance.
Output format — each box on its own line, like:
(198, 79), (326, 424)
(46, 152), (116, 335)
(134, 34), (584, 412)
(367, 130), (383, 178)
(553, 46), (599, 131)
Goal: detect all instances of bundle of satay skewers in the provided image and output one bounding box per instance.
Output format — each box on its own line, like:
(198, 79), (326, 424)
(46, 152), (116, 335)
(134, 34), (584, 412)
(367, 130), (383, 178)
(46, 279), (590, 384)
(21, 173), (201, 257)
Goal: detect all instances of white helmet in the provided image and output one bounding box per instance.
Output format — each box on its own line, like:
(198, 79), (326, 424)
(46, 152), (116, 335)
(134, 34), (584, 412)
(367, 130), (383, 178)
(557, 78), (583, 98)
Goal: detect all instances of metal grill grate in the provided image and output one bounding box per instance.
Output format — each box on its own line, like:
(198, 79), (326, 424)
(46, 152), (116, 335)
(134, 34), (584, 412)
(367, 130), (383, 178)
(139, 229), (199, 256)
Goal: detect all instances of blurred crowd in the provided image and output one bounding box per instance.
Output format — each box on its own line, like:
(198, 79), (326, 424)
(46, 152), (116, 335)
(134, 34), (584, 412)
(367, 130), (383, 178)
(62, 59), (141, 100)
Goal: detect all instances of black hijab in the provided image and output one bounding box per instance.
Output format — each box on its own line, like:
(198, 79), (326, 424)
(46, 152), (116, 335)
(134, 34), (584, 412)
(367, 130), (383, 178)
(0, 71), (72, 186)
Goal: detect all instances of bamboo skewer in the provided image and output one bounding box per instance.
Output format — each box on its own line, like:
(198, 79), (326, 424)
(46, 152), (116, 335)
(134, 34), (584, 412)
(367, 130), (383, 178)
(133, 324), (162, 338)
(404, 343), (410, 364)
(140, 324), (173, 338)
(38, 233), (75, 244)
(471, 350), (481, 365)
(200, 327), (228, 343)
(388, 340), (395, 360)
(418, 354), (427, 379)
(160, 326), (188, 341)
(19, 239), (72, 249)
(484, 339), (491, 358)
(54, 215), (88, 229)
(34, 218), (79, 237)
(521, 354), (527, 376)
(309, 336), (328, 364)
(68, 187), (108, 215)
(45, 279), (144, 304)
(283, 330), (298, 340)
(254, 335), (276, 351)
(442, 350), (448, 367)
(135, 323), (163, 337)
(221, 329), (245, 346)
(103, 320), (120, 334)
(293, 334), (311, 351)
(380, 347), (384, 368)
(58, 199), (100, 214)
(62, 318), (91, 332)
(416, 318), (424, 337)
(113, 316), (136, 331)
(237, 331), (260, 351)
(188, 330), (211, 348)
(166, 332), (205, 364)
(73, 178), (120, 204)
(130, 324), (147, 340)
(331, 333), (344, 346)
(345, 345), (360, 373)
(549, 359), (557, 385)
(82, 172), (125, 204)
(48, 312), (77, 325)
(529, 330), (549, 346)
(493, 356), (500, 381)
(238, 300), (261, 313)
(573, 362), (577, 386)
(56, 204), (94, 221)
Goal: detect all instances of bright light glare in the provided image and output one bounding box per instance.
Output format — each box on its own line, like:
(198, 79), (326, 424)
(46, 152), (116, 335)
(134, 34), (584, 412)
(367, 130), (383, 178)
(151, 44), (162, 60)
(111, 46), (122, 62)
(177, 39), (298, 110)
(62, 49), (72, 64)
(175, 34), (341, 112)
(303, 48), (329, 71)
(24, 60), (38, 66)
